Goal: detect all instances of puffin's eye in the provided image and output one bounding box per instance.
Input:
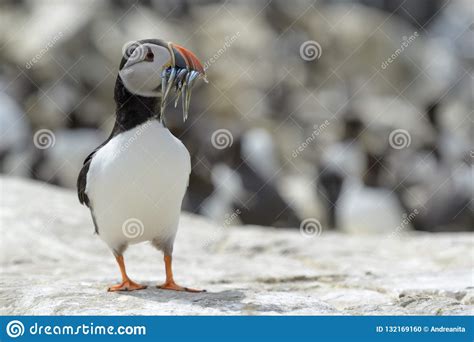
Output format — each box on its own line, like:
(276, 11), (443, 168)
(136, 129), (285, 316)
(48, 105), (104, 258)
(145, 51), (154, 62)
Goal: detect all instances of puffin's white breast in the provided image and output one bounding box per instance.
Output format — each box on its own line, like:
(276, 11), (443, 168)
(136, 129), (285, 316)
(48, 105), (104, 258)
(85, 120), (191, 250)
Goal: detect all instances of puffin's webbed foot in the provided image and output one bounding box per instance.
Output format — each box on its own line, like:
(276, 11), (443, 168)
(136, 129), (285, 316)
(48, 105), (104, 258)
(108, 255), (147, 292)
(157, 280), (205, 293)
(157, 254), (205, 293)
(108, 280), (147, 292)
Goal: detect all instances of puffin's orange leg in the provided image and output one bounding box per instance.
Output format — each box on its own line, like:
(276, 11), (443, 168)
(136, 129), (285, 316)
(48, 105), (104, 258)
(157, 255), (205, 293)
(108, 255), (147, 292)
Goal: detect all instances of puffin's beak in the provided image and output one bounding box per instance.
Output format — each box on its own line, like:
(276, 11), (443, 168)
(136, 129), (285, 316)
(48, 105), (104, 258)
(161, 42), (207, 122)
(171, 43), (206, 76)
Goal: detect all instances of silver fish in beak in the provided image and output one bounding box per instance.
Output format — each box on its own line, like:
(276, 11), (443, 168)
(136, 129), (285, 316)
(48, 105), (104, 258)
(160, 42), (207, 123)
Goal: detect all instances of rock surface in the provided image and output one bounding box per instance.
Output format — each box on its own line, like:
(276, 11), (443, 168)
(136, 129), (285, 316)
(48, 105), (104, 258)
(1, 177), (473, 315)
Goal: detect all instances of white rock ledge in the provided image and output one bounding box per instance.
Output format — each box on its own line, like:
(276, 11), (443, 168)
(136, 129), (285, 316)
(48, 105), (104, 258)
(1, 177), (473, 315)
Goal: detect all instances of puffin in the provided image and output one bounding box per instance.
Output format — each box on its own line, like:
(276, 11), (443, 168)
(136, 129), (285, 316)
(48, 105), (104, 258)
(77, 39), (207, 292)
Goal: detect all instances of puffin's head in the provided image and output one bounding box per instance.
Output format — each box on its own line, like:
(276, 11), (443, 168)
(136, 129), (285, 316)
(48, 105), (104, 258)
(118, 39), (207, 121)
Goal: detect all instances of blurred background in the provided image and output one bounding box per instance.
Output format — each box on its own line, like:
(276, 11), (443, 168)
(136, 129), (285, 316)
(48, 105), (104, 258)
(0, 0), (472, 234)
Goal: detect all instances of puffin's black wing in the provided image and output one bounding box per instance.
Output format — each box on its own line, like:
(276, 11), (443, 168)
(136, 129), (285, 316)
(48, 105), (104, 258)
(77, 145), (101, 207)
(77, 130), (116, 206)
